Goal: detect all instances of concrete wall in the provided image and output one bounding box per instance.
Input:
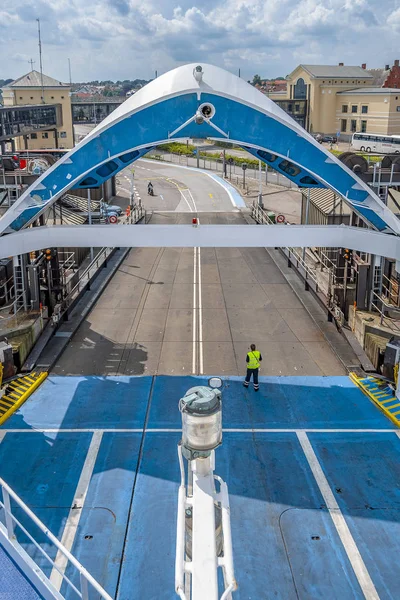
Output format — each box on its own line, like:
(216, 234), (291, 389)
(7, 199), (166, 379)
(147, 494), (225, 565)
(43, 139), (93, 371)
(2, 86), (73, 150)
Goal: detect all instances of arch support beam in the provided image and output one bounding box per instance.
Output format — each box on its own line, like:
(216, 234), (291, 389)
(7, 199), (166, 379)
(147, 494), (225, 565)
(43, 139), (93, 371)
(1, 224), (399, 262)
(1, 63), (399, 237)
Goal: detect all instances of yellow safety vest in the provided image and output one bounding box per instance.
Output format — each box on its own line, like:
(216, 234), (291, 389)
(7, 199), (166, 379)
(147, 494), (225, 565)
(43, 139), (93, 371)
(247, 350), (261, 369)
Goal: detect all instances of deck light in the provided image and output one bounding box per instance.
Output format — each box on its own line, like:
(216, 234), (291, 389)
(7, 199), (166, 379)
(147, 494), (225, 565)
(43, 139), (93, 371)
(179, 385), (222, 459)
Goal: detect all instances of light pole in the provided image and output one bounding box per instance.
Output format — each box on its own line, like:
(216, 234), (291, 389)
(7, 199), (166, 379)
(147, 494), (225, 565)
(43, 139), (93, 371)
(175, 378), (237, 600)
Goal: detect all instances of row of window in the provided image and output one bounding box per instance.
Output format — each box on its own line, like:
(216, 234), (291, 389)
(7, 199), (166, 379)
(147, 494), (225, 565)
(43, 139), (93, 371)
(18, 96), (65, 100)
(29, 131), (67, 139)
(341, 119), (367, 133)
(342, 104), (368, 114)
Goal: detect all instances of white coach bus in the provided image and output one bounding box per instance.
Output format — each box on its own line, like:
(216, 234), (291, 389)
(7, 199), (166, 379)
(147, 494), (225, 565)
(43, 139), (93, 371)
(352, 132), (400, 153)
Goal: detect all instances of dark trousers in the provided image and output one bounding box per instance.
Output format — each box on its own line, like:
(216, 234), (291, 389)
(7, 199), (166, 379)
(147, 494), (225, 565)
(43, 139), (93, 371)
(244, 368), (259, 389)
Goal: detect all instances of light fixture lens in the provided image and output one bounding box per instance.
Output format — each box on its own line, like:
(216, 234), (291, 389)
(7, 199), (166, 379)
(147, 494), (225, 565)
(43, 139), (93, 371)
(208, 377), (222, 389)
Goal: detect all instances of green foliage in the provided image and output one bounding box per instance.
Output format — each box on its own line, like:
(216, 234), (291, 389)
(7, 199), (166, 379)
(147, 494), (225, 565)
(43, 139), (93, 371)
(252, 74), (262, 86)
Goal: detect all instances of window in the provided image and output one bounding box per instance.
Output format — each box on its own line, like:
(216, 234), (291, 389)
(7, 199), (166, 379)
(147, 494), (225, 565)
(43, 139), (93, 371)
(295, 103), (300, 111)
(30, 96), (33, 100)
(351, 119), (357, 132)
(42, 132), (48, 139)
(361, 105), (368, 114)
(397, 106), (400, 112)
(19, 96), (23, 100)
(60, 131), (67, 138)
(61, 96), (64, 99)
(342, 105), (348, 113)
(351, 105), (358, 113)
(288, 103), (293, 112)
(51, 96), (54, 99)
(341, 119), (347, 132)
(30, 133), (37, 139)
(294, 78), (307, 99)
(361, 120), (367, 132)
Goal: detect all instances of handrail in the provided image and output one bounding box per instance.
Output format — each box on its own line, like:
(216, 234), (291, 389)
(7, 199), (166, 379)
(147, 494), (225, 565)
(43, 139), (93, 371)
(0, 477), (113, 600)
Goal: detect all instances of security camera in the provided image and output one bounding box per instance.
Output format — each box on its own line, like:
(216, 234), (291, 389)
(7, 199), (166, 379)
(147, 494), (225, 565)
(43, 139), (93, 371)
(193, 65), (203, 82)
(195, 111), (204, 124)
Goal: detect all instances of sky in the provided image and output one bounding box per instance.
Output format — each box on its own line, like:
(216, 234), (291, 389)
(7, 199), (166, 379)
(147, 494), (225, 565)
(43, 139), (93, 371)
(1, 0), (400, 83)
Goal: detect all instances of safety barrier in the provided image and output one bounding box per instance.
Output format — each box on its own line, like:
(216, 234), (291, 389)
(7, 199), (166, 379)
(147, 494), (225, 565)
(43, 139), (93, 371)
(251, 204), (320, 294)
(0, 477), (113, 600)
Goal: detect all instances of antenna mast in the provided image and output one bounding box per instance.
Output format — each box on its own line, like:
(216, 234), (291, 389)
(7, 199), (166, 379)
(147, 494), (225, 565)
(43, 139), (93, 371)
(36, 18), (45, 104)
(29, 59), (35, 71)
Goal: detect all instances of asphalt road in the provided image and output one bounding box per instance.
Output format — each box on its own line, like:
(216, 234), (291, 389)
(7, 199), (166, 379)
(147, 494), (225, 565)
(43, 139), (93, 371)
(116, 159), (238, 212)
(53, 162), (345, 377)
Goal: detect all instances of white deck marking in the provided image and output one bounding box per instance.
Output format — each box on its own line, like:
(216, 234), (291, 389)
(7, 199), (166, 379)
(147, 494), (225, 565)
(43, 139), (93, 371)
(0, 431), (6, 443)
(395, 431), (400, 441)
(50, 430), (103, 590)
(2, 428), (398, 433)
(297, 431), (380, 600)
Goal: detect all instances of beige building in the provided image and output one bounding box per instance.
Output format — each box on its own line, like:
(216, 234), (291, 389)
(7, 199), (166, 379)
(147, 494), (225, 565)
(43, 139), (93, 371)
(2, 70), (74, 150)
(284, 64), (373, 134)
(336, 88), (400, 137)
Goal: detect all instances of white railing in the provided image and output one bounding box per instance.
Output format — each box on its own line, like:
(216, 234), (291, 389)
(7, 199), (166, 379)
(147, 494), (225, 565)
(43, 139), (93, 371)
(0, 477), (113, 600)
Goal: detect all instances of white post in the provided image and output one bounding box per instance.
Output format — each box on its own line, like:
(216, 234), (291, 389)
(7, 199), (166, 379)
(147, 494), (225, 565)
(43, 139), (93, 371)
(258, 159), (262, 207)
(88, 189), (94, 262)
(2, 486), (15, 539)
(302, 188), (311, 263)
(191, 455), (218, 600)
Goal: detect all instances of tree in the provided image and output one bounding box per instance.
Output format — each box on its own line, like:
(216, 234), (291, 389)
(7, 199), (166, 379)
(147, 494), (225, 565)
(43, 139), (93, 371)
(252, 74), (262, 86)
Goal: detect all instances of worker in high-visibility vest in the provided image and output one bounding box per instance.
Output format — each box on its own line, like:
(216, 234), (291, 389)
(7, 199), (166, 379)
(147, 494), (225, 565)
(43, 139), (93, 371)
(243, 344), (262, 391)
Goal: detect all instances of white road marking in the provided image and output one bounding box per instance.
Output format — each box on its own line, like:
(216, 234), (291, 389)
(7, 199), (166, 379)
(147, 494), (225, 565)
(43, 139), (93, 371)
(50, 430), (103, 590)
(297, 431), (380, 600)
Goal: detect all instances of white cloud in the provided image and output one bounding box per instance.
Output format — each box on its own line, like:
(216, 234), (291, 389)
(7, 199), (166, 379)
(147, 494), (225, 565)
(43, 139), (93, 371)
(0, 0), (398, 82)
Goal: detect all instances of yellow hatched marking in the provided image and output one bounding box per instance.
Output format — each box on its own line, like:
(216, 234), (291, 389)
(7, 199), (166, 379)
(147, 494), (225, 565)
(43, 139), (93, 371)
(386, 403), (400, 410)
(0, 372), (48, 426)
(349, 372), (400, 428)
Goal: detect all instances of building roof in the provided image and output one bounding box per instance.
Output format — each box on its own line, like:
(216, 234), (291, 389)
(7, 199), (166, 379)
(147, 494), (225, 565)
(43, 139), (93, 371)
(6, 70), (69, 88)
(337, 87), (400, 95)
(299, 65), (373, 79)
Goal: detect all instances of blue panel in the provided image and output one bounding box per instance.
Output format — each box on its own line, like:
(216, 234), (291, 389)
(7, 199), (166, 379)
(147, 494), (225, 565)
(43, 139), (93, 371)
(0, 375), (152, 430)
(148, 375), (393, 429)
(0, 546), (44, 599)
(117, 431), (363, 599)
(309, 432), (400, 599)
(61, 432), (143, 599)
(0, 431), (92, 575)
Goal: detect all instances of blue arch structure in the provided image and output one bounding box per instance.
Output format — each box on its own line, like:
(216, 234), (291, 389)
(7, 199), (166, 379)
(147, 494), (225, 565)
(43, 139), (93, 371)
(1, 63), (399, 235)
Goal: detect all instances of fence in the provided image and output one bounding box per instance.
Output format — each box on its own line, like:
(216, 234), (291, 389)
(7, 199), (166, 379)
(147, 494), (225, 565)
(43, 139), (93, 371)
(145, 150), (293, 189)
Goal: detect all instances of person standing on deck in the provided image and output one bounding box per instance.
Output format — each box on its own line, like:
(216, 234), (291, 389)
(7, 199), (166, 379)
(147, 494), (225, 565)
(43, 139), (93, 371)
(243, 344), (262, 392)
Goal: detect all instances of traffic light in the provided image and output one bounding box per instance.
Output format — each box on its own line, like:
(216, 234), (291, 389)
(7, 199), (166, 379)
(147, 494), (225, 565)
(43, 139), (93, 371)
(343, 248), (351, 261)
(45, 249), (52, 261)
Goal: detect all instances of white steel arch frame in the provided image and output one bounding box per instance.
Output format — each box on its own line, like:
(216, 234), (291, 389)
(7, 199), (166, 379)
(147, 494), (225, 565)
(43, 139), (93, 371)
(1, 63), (400, 237)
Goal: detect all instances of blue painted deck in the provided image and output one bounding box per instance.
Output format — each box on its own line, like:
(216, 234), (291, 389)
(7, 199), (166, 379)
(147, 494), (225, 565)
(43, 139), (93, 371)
(1, 375), (400, 599)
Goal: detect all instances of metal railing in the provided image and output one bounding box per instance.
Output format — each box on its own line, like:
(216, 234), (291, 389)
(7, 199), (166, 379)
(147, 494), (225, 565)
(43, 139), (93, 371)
(0, 477), (113, 600)
(61, 247), (114, 312)
(370, 290), (400, 332)
(251, 204), (320, 294)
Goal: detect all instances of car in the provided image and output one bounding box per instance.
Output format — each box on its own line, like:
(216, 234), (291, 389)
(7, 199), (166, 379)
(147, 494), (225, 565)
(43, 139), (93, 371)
(311, 133), (323, 143)
(321, 135), (337, 144)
